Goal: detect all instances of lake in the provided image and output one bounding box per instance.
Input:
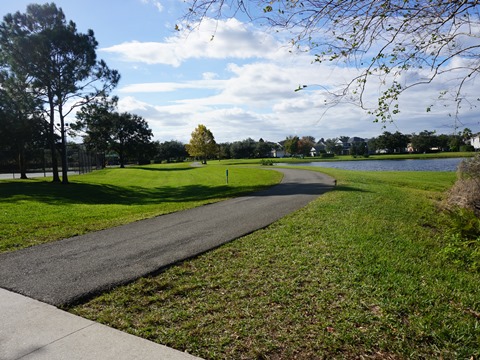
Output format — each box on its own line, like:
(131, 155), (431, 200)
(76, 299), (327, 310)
(278, 157), (466, 171)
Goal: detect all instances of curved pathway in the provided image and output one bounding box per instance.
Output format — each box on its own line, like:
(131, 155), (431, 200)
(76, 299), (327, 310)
(0, 168), (335, 307)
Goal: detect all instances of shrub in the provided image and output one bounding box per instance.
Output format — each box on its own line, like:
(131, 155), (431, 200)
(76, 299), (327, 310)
(260, 159), (274, 166)
(460, 144), (475, 152)
(441, 154), (480, 271)
(445, 154), (480, 217)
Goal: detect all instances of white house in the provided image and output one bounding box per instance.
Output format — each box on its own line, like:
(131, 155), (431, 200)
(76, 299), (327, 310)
(469, 133), (480, 150)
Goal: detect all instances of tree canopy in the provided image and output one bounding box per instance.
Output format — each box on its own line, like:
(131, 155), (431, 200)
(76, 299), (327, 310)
(74, 97), (153, 168)
(0, 3), (120, 183)
(186, 124), (217, 164)
(182, 0), (480, 122)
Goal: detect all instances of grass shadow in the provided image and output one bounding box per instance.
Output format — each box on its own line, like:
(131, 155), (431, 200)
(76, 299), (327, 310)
(128, 166), (195, 172)
(0, 180), (272, 206)
(333, 185), (371, 193)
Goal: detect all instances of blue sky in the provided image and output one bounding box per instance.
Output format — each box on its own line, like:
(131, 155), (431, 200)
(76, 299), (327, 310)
(2, 0), (480, 143)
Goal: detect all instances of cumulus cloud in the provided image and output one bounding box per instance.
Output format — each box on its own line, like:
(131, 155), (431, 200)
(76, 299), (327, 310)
(101, 18), (287, 66)
(119, 80), (224, 93)
(106, 16), (479, 143)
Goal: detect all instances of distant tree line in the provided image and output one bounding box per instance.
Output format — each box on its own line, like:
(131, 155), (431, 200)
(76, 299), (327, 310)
(368, 129), (475, 154)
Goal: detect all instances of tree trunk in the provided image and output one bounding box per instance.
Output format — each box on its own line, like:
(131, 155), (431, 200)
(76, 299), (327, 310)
(18, 146), (27, 179)
(48, 95), (60, 182)
(59, 109), (69, 184)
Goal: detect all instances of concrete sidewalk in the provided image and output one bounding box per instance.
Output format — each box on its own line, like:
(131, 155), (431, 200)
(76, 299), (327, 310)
(0, 288), (202, 360)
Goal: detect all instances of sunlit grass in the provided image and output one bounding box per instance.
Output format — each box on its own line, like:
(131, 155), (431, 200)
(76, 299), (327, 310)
(0, 163), (282, 253)
(71, 167), (480, 359)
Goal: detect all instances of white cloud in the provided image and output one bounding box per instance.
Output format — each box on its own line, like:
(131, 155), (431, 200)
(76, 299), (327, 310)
(119, 80), (224, 93)
(106, 16), (479, 143)
(140, 0), (163, 12)
(101, 18), (287, 66)
(202, 72), (218, 80)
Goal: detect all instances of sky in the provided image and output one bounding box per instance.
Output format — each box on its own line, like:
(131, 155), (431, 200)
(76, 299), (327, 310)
(2, 0), (480, 144)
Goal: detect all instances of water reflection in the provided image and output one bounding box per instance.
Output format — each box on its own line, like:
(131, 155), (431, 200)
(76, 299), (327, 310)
(278, 157), (466, 171)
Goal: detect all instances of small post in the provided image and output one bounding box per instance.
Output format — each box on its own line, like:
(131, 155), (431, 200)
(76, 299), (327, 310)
(226, 169), (229, 184)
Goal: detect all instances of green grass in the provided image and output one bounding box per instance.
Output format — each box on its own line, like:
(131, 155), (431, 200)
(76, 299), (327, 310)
(219, 152), (474, 165)
(0, 163), (282, 253)
(70, 167), (480, 359)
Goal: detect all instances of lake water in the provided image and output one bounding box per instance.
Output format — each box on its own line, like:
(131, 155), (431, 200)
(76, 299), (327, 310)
(278, 157), (466, 171)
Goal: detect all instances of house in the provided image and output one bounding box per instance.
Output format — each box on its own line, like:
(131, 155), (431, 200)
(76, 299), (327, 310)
(469, 133), (480, 150)
(271, 143), (286, 158)
(336, 139), (349, 155)
(310, 140), (326, 157)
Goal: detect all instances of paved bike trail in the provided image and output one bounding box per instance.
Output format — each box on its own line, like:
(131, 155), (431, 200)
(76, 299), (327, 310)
(0, 168), (335, 307)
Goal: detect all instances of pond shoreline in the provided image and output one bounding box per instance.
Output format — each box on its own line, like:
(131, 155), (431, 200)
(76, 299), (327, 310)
(277, 157), (468, 171)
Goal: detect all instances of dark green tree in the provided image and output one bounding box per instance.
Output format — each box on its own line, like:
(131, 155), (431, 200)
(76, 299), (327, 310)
(0, 72), (45, 178)
(411, 131), (438, 153)
(74, 98), (153, 168)
(284, 135), (299, 156)
(255, 138), (273, 158)
(73, 96), (117, 167)
(376, 131), (409, 153)
(0, 3), (120, 183)
(325, 138), (343, 155)
(218, 142), (232, 160)
(231, 138), (256, 159)
(156, 140), (187, 163)
(113, 113), (154, 167)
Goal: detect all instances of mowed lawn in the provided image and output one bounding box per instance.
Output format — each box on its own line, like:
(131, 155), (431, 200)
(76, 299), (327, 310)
(0, 163), (282, 253)
(70, 167), (480, 359)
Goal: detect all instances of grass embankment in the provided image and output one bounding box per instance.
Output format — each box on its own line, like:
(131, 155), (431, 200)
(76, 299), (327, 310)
(71, 167), (480, 359)
(0, 163), (282, 253)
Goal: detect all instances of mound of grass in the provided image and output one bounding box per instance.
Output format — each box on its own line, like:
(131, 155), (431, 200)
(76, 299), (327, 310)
(0, 163), (282, 253)
(71, 168), (479, 359)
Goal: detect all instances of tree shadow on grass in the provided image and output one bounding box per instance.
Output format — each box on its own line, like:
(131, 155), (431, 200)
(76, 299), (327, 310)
(0, 180), (269, 206)
(333, 185), (370, 193)
(0, 178), (367, 206)
(128, 165), (195, 172)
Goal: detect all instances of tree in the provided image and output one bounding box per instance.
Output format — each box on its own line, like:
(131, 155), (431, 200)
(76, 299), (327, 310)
(255, 138), (273, 158)
(325, 138), (343, 155)
(0, 72), (45, 178)
(0, 3), (119, 183)
(376, 131), (409, 153)
(182, 0), (480, 122)
(283, 135), (299, 156)
(411, 130), (438, 153)
(186, 124), (217, 164)
(461, 128), (473, 143)
(297, 136), (315, 157)
(218, 142), (232, 159)
(112, 113), (154, 167)
(74, 96), (117, 167)
(349, 140), (368, 158)
(231, 138), (256, 159)
(74, 98), (153, 168)
(156, 140), (187, 163)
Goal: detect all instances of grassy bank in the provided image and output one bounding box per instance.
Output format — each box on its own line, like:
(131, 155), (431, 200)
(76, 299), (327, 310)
(71, 167), (480, 359)
(0, 163), (282, 253)
(218, 152), (474, 166)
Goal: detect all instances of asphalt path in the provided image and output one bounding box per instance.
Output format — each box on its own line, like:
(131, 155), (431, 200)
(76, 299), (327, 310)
(0, 168), (335, 307)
